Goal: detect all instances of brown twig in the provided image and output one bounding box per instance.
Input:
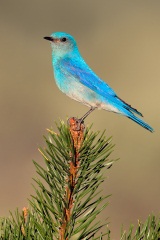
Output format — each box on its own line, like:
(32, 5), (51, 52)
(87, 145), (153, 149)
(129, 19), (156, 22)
(21, 207), (28, 236)
(59, 118), (85, 240)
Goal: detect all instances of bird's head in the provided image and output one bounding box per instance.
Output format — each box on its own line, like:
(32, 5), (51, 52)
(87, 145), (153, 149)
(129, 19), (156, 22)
(44, 32), (78, 59)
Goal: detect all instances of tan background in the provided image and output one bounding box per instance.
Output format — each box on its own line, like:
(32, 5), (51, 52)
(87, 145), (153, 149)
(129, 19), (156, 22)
(0, 1), (160, 239)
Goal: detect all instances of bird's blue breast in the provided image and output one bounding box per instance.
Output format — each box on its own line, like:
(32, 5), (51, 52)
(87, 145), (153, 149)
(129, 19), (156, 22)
(52, 57), (106, 108)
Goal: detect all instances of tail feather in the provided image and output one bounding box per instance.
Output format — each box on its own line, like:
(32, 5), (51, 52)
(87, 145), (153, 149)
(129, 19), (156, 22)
(127, 113), (154, 132)
(116, 96), (143, 117)
(103, 97), (153, 132)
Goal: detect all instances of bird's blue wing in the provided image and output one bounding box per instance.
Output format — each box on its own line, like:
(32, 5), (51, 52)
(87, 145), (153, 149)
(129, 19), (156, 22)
(61, 57), (143, 116)
(61, 57), (116, 96)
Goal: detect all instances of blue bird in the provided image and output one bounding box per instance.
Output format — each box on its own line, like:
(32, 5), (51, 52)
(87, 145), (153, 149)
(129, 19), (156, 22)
(44, 32), (153, 132)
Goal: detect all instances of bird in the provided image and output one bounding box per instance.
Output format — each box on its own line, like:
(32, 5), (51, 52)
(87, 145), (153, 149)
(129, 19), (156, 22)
(44, 32), (153, 132)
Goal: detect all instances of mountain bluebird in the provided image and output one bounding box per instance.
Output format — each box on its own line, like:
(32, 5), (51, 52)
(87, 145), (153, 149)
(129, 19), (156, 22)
(44, 32), (153, 132)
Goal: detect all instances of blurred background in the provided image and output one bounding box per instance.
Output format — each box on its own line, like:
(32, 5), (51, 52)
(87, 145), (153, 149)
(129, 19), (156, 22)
(0, 0), (160, 239)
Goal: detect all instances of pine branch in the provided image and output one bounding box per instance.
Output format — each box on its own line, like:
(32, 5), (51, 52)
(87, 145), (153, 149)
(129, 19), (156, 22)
(120, 214), (160, 240)
(0, 119), (160, 239)
(30, 118), (114, 239)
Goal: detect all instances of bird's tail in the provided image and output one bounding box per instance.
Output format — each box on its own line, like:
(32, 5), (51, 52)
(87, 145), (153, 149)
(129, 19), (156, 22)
(126, 113), (154, 132)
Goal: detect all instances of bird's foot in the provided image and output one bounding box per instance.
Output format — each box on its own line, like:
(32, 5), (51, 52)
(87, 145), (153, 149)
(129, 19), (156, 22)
(67, 117), (85, 131)
(68, 117), (85, 150)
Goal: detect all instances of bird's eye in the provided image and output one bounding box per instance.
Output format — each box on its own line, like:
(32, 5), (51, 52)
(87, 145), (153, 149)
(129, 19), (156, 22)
(61, 37), (67, 42)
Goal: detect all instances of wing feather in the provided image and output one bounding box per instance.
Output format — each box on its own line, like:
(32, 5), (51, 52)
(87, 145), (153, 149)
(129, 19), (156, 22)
(61, 57), (143, 116)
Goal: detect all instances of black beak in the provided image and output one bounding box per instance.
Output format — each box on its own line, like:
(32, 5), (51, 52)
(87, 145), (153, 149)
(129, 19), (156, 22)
(44, 36), (53, 41)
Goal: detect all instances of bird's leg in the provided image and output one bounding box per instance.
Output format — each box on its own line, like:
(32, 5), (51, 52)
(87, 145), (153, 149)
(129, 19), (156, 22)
(79, 107), (96, 123)
(68, 107), (96, 131)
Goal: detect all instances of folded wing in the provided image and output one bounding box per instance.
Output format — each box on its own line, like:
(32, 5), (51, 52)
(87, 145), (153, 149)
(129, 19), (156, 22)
(61, 57), (143, 117)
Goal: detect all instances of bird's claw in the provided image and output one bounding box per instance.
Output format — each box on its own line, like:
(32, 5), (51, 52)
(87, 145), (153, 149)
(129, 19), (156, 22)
(67, 117), (85, 131)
